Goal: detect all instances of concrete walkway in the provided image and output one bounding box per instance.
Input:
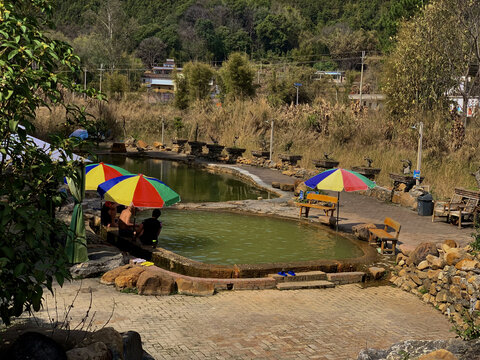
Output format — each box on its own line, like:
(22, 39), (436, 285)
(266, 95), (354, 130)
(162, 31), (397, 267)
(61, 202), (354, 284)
(234, 164), (472, 251)
(19, 279), (454, 360)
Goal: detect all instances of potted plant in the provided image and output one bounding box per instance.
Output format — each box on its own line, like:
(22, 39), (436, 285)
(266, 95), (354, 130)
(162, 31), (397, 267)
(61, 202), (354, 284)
(205, 135), (225, 160)
(312, 153), (340, 170)
(351, 157), (381, 181)
(188, 123), (206, 156)
(279, 140), (302, 166)
(251, 137), (270, 159)
(226, 136), (246, 163)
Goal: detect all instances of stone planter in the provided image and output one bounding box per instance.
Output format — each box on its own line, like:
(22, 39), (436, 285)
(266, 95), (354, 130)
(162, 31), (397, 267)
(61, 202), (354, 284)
(351, 166), (381, 181)
(205, 144), (225, 161)
(225, 147), (246, 164)
(187, 141), (205, 157)
(251, 150), (270, 159)
(389, 173), (424, 191)
(312, 159), (339, 170)
(279, 154), (303, 167)
(172, 139), (188, 153)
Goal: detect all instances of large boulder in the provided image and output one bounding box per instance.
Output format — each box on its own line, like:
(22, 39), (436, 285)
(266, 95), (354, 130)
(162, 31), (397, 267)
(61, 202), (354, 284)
(391, 191), (416, 208)
(368, 267), (385, 280)
(455, 259), (479, 271)
(114, 266), (146, 289)
(176, 278), (215, 296)
(444, 239), (458, 248)
(66, 342), (110, 360)
(352, 223), (377, 241)
(136, 267), (176, 296)
(70, 247), (127, 279)
(101, 264), (133, 285)
(407, 242), (439, 266)
(122, 331), (143, 360)
(445, 248), (466, 266)
(80, 327), (123, 360)
(6, 332), (67, 360)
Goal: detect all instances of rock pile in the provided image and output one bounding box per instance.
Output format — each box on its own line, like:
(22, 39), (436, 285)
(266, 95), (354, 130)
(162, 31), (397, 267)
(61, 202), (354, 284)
(390, 240), (480, 330)
(358, 338), (480, 360)
(101, 264), (215, 296)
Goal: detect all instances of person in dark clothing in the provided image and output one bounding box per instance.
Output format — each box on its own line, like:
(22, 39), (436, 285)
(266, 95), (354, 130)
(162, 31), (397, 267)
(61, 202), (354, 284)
(136, 209), (162, 246)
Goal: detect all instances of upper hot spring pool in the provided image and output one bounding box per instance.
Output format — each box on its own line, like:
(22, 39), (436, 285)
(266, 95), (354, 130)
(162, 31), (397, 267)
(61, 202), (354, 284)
(137, 209), (363, 265)
(97, 154), (272, 202)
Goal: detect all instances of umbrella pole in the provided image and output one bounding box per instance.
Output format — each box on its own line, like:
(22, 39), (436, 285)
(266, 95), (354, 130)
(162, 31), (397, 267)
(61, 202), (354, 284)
(336, 192), (340, 231)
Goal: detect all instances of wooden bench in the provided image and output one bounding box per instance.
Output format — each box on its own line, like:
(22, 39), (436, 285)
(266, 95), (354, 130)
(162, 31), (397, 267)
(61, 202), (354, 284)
(295, 193), (338, 219)
(368, 217), (401, 255)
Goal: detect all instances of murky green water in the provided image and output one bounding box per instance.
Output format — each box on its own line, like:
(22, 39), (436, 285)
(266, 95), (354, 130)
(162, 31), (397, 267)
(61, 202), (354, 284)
(137, 210), (363, 265)
(96, 154), (271, 202)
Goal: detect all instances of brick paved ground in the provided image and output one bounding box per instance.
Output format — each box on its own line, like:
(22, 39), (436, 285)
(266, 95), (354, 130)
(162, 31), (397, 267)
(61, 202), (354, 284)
(236, 164), (472, 251)
(22, 279), (454, 360)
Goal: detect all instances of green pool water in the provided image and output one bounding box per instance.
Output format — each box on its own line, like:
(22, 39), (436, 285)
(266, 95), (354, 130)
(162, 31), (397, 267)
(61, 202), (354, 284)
(97, 154), (271, 203)
(137, 210), (363, 265)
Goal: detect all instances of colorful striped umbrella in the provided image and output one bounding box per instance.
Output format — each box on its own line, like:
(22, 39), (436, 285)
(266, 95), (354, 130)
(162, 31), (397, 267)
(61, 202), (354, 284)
(85, 162), (131, 191)
(304, 168), (376, 226)
(97, 174), (181, 208)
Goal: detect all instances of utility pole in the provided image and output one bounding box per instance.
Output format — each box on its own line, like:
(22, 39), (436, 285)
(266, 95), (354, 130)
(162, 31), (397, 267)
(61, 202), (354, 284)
(294, 83), (302, 105)
(269, 119), (274, 161)
(359, 51), (365, 106)
(415, 121), (424, 186)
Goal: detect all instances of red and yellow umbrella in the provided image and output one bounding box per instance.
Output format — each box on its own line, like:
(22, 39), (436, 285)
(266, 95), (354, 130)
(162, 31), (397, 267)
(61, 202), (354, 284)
(304, 168), (376, 226)
(85, 162), (131, 191)
(97, 174), (181, 208)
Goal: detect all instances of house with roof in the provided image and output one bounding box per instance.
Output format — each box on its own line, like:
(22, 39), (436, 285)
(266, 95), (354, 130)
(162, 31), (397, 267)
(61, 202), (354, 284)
(141, 59), (182, 101)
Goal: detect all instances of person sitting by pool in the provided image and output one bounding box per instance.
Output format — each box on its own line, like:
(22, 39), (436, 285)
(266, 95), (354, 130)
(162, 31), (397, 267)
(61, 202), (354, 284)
(118, 204), (139, 237)
(101, 201), (118, 228)
(136, 209), (162, 247)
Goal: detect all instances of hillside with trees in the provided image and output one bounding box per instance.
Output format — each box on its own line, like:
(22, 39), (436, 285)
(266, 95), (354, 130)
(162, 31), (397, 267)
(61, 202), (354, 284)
(50, 0), (425, 68)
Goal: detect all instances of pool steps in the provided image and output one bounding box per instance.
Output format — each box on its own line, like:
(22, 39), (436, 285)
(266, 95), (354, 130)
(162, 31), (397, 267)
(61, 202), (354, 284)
(270, 270), (365, 290)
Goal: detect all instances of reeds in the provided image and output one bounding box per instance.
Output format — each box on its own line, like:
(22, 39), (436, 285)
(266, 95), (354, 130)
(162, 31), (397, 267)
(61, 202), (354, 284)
(33, 94), (479, 199)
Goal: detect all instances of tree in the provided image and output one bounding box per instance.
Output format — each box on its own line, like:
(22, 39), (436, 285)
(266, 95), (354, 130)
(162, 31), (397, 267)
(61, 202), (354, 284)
(219, 53), (256, 100)
(136, 37), (167, 68)
(183, 62), (215, 102)
(320, 23), (378, 70)
(382, 0), (471, 118)
(105, 72), (129, 99)
(0, 0), (100, 325)
(83, 0), (137, 66)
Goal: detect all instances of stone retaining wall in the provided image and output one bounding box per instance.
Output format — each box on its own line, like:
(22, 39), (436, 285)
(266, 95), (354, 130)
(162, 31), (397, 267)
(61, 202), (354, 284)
(390, 240), (480, 330)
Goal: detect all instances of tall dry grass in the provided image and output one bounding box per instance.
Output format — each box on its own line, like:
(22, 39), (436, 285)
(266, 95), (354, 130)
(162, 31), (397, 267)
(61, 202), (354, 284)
(34, 94), (480, 199)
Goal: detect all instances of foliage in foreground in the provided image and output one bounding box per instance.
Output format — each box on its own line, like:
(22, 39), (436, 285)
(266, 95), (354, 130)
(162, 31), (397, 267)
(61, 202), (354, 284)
(0, 0), (100, 325)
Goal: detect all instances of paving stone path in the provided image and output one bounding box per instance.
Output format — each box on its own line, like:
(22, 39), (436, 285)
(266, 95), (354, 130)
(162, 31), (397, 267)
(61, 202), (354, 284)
(23, 279), (454, 359)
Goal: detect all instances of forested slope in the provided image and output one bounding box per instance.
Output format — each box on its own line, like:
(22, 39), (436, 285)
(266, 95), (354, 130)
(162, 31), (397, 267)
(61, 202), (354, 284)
(51, 0), (425, 68)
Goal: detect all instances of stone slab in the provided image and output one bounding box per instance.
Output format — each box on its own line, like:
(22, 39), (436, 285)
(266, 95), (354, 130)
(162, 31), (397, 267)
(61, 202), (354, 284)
(327, 271), (365, 284)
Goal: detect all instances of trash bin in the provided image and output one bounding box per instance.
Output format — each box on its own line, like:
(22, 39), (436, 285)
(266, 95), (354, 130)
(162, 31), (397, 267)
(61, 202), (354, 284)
(417, 193), (434, 216)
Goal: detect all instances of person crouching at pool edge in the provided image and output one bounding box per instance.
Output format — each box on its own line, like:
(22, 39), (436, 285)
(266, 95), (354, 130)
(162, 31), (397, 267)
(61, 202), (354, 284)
(118, 204), (140, 238)
(135, 209), (162, 248)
